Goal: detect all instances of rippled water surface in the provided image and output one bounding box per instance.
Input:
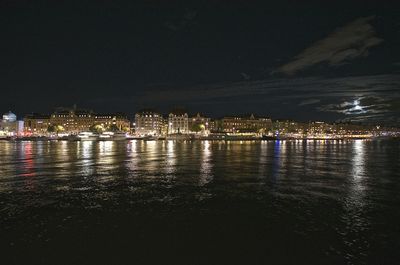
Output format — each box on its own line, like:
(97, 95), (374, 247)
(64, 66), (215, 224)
(1, 140), (399, 264)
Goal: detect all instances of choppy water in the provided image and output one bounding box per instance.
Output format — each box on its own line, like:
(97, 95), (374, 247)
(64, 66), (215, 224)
(0, 140), (399, 265)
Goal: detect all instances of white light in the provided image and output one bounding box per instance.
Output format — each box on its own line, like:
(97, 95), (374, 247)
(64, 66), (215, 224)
(353, 99), (363, 111)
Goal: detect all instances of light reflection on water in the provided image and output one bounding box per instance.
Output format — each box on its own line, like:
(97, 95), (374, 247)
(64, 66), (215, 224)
(0, 140), (397, 196)
(199, 140), (213, 186)
(80, 141), (95, 176)
(0, 140), (400, 263)
(165, 140), (176, 177)
(19, 141), (35, 178)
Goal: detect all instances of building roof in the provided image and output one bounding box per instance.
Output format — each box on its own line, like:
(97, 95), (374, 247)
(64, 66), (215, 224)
(24, 113), (51, 119)
(169, 108), (187, 116)
(136, 109), (160, 116)
(223, 114), (271, 120)
(95, 113), (129, 119)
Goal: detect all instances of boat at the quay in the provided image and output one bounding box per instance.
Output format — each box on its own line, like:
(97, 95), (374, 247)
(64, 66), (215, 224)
(77, 131), (99, 141)
(99, 131), (128, 141)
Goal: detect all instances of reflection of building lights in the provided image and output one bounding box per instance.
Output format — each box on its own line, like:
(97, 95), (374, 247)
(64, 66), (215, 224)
(99, 140), (114, 154)
(199, 140), (212, 186)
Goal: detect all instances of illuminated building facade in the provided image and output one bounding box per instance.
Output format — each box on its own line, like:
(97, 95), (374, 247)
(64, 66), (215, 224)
(50, 108), (94, 133)
(189, 113), (210, 134)
(94, 113), (130, 132)
(160, 118), (169, 136)
(4, 105), (396, 139)
(222, 114), (272, 134)
(134, 109), (163, 136)
(207, 120), (218, 133)
(3, 111), (17, 122)
(273, 120), (308, 136)
(0, 111), (23, 136)
(308, 121), (330, 136)
(168, 109), (189, 134)
(0, 111), (24, 136)
(49, 107), (130, 134)
(24, 114), (51, 136)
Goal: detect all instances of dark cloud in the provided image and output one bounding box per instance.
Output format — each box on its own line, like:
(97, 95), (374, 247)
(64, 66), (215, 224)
(298, 99), (321, 106)
(275, 16), (383, 75)
(138, 74), (400, 124)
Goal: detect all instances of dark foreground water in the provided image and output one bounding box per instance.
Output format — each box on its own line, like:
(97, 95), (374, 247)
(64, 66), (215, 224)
(0, 140), (399, 265)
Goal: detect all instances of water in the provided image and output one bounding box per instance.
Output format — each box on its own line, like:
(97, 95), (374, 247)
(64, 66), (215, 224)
(0, 140), (399, 265)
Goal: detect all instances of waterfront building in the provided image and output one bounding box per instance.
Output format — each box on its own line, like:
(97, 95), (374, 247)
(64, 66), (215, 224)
(0, 111), (24, 136)
(207, 120), (216, 132)
(168, 109), (189, 134)
(189, 113), (211, 135)
(134, 109), (163, 136)
(308, 121), (330, 136)
(94, 113), (130, 132)
(50, 108), (94, 133)
(24, 114), (51, 136)
(160, 117), (169, 136)
(1, 111), (19, 136)
(208, 119), (223, 133)
(273, 120), (308, 137)
(113, 113), (131, 132)
(222, 114), (272, 134)
(332, 123), (373, 136)
(49, 107), (130, 134)
(2, 111), (17, 122)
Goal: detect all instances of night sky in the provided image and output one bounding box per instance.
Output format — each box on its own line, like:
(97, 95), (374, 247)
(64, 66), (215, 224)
(1, 0), (400, 124)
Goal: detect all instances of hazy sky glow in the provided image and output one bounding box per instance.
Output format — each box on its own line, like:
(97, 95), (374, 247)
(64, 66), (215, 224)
(1, 0), (399, 124)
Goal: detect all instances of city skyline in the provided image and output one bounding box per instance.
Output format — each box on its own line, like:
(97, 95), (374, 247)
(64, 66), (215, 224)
(2, 106), (398, 141)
